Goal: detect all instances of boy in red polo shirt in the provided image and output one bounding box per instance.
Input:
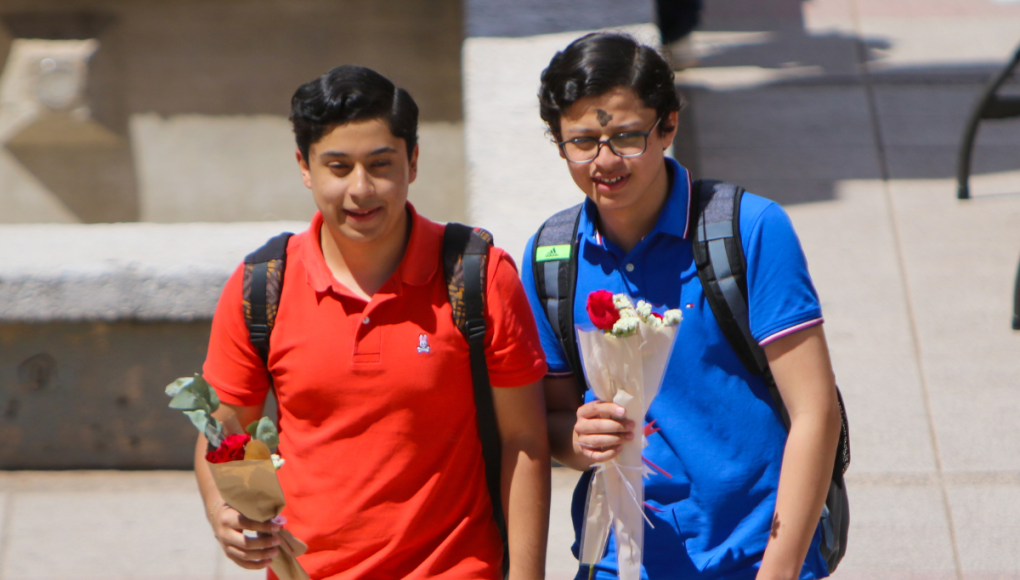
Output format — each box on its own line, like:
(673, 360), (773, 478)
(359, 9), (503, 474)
(194, 65), (550, 580)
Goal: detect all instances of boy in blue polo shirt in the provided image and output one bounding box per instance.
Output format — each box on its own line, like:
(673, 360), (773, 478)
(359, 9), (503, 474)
(522, 33), (843, 579)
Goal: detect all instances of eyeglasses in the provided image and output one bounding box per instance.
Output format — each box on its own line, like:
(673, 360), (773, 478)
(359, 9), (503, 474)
(557, 119), (661, 164)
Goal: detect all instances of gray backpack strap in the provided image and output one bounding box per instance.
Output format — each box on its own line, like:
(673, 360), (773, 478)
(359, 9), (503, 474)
(691, 181), (772, 374)
(691, 179), (850, 572)
(531, 204), (585, 396)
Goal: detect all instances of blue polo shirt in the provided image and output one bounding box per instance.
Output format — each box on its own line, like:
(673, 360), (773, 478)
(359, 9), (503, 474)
(522, 158), (828, 579)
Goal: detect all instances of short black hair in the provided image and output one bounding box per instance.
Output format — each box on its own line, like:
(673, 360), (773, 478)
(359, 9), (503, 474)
(290, 65), (419, 162)
(538, 32), (682, 141)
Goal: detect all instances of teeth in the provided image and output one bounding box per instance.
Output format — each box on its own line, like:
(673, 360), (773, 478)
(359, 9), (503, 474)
(595, 176), (623, 185)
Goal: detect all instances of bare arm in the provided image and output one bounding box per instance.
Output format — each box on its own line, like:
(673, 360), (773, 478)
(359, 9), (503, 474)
(544, 376), (634, 471)
(756, 325), (841, 580)
(194, 401), (282, 570)
(492, 380), (551, 580)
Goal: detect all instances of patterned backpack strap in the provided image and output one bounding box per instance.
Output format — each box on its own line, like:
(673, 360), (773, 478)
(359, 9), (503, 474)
(242, 232), (293, 364)
(441, 223), (507, 580)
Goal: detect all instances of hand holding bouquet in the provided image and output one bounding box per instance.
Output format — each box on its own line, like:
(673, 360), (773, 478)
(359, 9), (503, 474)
(166, 374), (309, 580)
(577, 292), (682, 580)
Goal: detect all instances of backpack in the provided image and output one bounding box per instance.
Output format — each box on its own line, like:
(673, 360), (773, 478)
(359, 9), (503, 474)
(241, 223), (509, 580)
(532, 180), (851, 573)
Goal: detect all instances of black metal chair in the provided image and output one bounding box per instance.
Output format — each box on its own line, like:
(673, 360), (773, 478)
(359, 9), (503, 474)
(1014, 261), (1020, 330)
(955, 42), (1020, 330)
(957, 42), (1020, 201)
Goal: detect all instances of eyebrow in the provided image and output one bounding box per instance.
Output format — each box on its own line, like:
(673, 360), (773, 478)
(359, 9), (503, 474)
(318, 146), (398, 159)
(564, 121), (646, 139)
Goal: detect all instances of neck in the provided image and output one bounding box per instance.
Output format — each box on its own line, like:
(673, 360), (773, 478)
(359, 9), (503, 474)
(598, 161), (672, 253)
(319, 209), (410, 300)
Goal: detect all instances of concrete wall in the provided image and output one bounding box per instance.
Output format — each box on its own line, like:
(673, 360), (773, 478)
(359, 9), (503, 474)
(0, 0), (466, 225)
(0, 321), (209, 469)
(0, 221), (305, 468)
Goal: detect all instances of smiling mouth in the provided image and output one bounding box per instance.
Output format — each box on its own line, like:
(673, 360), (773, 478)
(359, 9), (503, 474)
(593, 175), (625, 186)
(344, 207), (381, 221)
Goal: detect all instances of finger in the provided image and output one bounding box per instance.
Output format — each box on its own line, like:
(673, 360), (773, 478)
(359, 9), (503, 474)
(580, 444), (622, 462)
(218, 528), (280, 552)
(225, 551), (274, 570)
(224, 544), (281, 563)
(240, 533), (282, 552)
(223, 511), (281, 534)
(577, 402), (627, 420)
(578, 433), (633, 449)
(575, 417), (635, 435)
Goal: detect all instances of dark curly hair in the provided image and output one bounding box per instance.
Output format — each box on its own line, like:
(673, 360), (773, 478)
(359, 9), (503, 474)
(290, 65), (418, 162)
(538, 33), (682, 141)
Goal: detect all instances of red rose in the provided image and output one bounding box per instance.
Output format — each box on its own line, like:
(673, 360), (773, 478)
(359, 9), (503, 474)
(206, 434), (252, 464)
(651, 312), (663, 320)
(587, 290), (620, 331)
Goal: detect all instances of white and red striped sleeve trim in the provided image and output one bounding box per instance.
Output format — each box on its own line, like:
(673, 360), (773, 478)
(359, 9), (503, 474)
(681, 166), (693, 239)
(758, 317), (824, 346)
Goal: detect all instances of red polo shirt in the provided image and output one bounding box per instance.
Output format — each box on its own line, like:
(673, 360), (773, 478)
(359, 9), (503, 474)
(203, 205), (547, 579)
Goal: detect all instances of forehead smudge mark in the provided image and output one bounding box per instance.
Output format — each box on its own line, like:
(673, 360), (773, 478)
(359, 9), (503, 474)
(596, 109), (613, 127)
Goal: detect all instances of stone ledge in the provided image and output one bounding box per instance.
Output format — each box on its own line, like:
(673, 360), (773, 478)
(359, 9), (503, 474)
(0, 221), (307, 321)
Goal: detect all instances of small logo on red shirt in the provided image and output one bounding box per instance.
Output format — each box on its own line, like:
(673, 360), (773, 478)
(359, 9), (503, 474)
(417, 334), (431, 354)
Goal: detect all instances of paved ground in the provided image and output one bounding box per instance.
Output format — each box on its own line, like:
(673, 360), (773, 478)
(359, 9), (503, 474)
(3, 0), (1020, 578)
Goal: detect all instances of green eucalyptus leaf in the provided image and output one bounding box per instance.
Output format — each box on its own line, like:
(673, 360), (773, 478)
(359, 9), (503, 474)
(165, 377), (194, 398)
(168, 390), (202, 411)
(192, 374), (219, 413)
(184, 409), (209, 436)
(205, 416), (223, 447)
(208, 387), (219, 412)
(251, 417), (279, 450)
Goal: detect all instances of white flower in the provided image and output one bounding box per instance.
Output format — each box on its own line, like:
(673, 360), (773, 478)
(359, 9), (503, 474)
(663, 309), (683, 326)
(611, 316), (639, 337)
(613, 294), (634, 310)
(271, 454), (285, 470)
(619, 307), (639, 319)
(636, 300), (652, 319)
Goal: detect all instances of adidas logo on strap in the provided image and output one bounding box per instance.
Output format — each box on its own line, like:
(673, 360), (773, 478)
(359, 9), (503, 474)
(536, 244), (571, 262)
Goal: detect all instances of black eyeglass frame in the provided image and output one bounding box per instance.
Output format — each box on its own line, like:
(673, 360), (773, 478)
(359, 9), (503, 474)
(556, 118), (662, 164)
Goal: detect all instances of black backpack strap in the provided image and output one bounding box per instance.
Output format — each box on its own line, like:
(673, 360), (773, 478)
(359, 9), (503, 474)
(531, 204), (585, 396)
(690, 180), (790, 426)
(691, 179), (850, 479)
(691, 179), (851, 570)
(242, 232), (293, 364)
(442, 223), (508, 580)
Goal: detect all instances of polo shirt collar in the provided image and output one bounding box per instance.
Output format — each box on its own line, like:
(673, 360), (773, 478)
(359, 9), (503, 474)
(300, 202), (438, 296)
(579, 157), (694, 247)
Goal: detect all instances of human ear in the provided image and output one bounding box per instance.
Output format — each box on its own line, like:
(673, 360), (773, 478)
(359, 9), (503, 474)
(660, 111), (680, 148)
(407, 144), (419, 184)
(296, 149), (313, 190)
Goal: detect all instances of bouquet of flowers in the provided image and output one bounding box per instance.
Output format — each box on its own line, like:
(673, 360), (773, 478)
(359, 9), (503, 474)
(577, 291), (682, 580)
(166, 374), (309, 580)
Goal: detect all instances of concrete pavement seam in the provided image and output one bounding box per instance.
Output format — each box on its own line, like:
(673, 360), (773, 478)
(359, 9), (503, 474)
(849, 1), (964, 578)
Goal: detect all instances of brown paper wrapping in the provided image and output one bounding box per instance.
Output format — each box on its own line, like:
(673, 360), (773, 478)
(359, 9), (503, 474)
(208, 441), (309, 580)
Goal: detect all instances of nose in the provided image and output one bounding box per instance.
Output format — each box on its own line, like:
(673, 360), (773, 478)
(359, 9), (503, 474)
(348, 164), (374, 197)
(591, 138), (624, 170)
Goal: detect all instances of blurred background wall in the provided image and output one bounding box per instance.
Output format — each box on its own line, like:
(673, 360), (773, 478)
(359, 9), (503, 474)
(0, 0), (465, 225)
(0, 0), (467, 468)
